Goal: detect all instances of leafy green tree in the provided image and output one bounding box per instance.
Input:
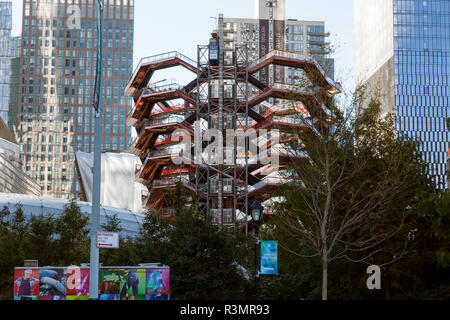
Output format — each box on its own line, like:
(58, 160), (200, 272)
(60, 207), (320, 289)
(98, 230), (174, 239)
(135, 211), (171, 265)
(0, 206), (28, 298)
(136, 182), (251, 300)
(432, 192), (450, 269)
(399, 191), (450, 300)
(167, 208), (249, 300)
(54, 200), (90, 266)
(27, 214), (57, 267)
(0, 206), (59, 298)
(102, 213), (124, 233)
(100, 213), (140, 266)
(259, 274), (310, 300)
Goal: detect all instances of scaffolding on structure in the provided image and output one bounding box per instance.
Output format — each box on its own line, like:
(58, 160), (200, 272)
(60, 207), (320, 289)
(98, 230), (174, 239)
(195, 14), (250, 232)
(124, 14), (341, 233)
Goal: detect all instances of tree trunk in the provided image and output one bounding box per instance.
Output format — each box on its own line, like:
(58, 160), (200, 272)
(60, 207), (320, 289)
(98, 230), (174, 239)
(384, 268), (392, 300)
(322, 152), (331, 301)
(322, 249), (328, 300)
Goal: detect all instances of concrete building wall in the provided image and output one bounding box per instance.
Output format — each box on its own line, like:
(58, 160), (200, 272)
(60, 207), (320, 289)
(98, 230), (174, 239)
(363, 56), (395, 116)
(354, 0), (394, 85)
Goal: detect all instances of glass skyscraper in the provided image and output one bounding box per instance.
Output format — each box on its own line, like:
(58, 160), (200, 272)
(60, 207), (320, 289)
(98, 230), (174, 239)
(394, 0), (449, 188)
(355, 0), (449, 188)
(7, 35), (21, 139)
(0, 0), (13, 125)
(18, 0), (134, 199)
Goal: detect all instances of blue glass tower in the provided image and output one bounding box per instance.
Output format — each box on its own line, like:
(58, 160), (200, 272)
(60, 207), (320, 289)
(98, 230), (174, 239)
(355, 0), (449, 189)
(393, 0), (449, 188)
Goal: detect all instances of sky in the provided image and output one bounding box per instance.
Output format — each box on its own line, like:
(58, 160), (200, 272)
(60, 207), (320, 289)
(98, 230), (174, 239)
(10, 0), (354, 91)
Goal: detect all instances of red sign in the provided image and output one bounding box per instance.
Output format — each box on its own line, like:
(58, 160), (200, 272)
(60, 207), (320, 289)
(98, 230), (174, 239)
(96, 232), (120, 249)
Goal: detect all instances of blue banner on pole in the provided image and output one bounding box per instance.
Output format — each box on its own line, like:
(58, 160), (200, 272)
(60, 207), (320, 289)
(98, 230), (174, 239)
(260, 241), (278, 275)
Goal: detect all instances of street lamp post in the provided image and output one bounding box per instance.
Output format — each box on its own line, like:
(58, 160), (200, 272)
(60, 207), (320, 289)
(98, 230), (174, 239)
(250, 200), (264, 300)
(89, 0), (104, 300)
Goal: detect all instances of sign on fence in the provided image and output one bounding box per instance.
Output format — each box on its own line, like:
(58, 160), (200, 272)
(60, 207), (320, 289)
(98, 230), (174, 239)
(96, 232), (120, 249)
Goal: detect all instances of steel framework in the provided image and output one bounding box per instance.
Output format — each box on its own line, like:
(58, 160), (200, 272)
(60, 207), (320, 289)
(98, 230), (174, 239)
(195, 14), (250, 231)
(124, 15), (341, 232)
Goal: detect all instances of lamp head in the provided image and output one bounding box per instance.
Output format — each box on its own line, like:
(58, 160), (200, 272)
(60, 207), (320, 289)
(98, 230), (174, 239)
(250, 200), (264, 223)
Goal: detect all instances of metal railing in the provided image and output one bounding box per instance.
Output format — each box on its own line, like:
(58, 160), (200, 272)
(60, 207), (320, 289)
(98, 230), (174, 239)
(146, 150), (172, 159)
(271, 115), (314, 127)
(153, 176), (191, 187)
(262, 102), (311, 117)
(143, 114), (185, 127)
(249, 50), (341, 92)
(248, 177), (286, 192)
(128, 84), (191, 123)
(270, 83), (319, 95)
(154, 137), (183, 147)
(129, 137), (139, 150)
(146, 148), (184, 159)
(141, 83), (183, 96)
(249, 50), (316, 70)
(126, 51), (197, 93)
(127, 104), (137, 120)
(151, 104), (195, 116)
(245, 147), (308, 166)
(307, 31), (331, 37)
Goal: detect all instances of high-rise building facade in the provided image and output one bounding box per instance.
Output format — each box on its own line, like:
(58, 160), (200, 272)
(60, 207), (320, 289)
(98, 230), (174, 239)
(18, 0), (134, 199)
(0, 0), (14, 126)
(354, 0), (449, 188)
(8, 35), (21, 139)
(222, 0), (334, 84)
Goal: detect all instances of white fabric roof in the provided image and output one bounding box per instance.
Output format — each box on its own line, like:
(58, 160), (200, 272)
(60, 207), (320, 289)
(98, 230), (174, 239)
(76, 152), (147, 213)
(0, 193), (145, 237)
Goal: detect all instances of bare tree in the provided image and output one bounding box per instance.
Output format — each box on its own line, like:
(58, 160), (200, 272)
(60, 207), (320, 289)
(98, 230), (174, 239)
(266, 85), (424, 300)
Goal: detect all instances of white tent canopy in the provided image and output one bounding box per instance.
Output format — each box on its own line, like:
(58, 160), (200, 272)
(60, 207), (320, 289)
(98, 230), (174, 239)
(76, 152), (147, 213)
(0, 193), (145, 237)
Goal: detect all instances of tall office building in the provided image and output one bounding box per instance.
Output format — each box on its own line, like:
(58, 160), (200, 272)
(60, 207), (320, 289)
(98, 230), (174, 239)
(8, 36), (21, 139)
(222, 0), (334, 84)
(354, 0), (450, 188)
(18, 0), (134, 199)
(0, 0), (14, 125)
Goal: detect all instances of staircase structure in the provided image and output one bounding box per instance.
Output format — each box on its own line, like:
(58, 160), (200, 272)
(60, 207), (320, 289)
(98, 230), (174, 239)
(124, 16), (341, 232)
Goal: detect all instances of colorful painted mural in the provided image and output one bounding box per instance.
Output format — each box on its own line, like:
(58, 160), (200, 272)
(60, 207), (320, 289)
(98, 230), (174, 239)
(14, 266), (170, 301)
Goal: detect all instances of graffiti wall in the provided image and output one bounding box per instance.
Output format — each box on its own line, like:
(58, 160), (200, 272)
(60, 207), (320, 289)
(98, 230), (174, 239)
(14, 267), (170, 301)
